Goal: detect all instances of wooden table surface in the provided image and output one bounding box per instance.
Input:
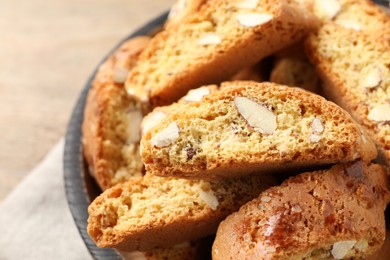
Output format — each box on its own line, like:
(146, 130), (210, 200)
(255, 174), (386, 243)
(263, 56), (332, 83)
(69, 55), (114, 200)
(0, 0), (174, 201)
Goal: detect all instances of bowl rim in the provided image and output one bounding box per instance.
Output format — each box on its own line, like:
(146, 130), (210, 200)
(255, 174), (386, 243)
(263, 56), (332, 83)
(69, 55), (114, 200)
(63, 12), (168, 260)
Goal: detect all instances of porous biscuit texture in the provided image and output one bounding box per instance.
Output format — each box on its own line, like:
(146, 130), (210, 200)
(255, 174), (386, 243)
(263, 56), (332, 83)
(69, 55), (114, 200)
(87, 172), (277, 251)
(125, 0), (317, 106)
(212, 161), (390, 260)
(141, 81), (377, 180)
(82, 37), (150, 190)
(305, 23), (390, 163)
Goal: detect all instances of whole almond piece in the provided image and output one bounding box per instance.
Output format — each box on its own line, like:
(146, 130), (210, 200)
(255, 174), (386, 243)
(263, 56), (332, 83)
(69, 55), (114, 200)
(234, 96), (277, 135)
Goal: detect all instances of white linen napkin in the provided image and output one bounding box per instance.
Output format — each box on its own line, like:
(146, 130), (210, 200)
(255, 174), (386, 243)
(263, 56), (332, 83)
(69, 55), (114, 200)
(0, 139), (92, 260)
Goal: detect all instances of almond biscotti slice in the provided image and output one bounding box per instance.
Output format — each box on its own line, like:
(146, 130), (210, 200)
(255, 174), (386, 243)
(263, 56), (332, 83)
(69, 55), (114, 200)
(212, 161), (390, 259)
(125, 0), (317, 106)
(305, 23), (390, 163)
(82, 36), (151, 190)
(270, 56), (321, 93)
(314, 0), (390, 42)
(87, 172), (277, 252)
(141, 81), (377, 180)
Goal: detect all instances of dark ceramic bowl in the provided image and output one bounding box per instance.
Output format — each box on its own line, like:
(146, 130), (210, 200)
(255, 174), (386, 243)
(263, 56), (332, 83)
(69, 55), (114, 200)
(64, 2), (390, 259)
(63, 12), (168, 260)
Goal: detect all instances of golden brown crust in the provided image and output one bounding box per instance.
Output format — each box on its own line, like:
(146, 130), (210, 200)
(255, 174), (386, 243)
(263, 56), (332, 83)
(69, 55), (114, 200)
(141, 81), (377, 180)
(305, 23), (390, 163)
(87, 173), (277, 251)
(212, 162), (390, 259)
(82, 36), (150, 190)
(125, 0), (318, 106)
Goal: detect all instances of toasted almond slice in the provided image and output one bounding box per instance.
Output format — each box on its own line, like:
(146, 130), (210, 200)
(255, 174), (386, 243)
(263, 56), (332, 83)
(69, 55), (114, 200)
(331, 240), (356, 259)
(360, 67), (382, 89)
(127, 110), (143, 143)
(315, 0), (341, 20)
(141, 111), (167, 135)
(183, 86), (211, 101)
(196, 33), (221, 46)
(235, 96), (277, 134)
(367, 104), (390, 122)
(113, 67), (130, 83)
(236, 13), (273, 28)
(311, 118), (324, 133)
(151, 122), (180, 147)
(336, 20), (361, 31)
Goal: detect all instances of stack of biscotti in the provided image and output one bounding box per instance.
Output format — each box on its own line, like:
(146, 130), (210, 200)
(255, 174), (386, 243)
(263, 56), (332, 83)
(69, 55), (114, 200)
(269, 0), (390, 96)
(124, 0), (317, 106)
(305, 0), (390, 164)
(83, 36), (219, 259)
(82, 36), (150, 190)
(82, 0), (390, 259)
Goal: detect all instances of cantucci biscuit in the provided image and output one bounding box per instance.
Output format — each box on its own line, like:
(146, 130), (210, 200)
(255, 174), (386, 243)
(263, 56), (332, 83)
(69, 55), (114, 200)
(87, 172), (277, 251)
(141, 81), (377, 180)
(314, 0), (390, 42)
(305, 23), (390, 163)
(125, 0), (317, 106)
(82, 36), (150, 190)
(212, 161), (390, 259)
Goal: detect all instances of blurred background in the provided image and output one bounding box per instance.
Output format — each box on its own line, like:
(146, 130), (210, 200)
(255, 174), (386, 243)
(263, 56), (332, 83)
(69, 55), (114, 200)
(0, 0), (174, 200)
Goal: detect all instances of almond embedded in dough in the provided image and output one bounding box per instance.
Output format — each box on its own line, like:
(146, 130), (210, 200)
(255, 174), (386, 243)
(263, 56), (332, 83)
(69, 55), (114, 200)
(199, 188), (219, 210)
(183, 86), (211, 101)
(127, 110), (143, 143)
(113, 67), (130, 83)
(234, 96), (277, 135)
(360, 67), (382, 89)
(235, 0), (259, 9)
(367, 104), (390, 122)
(315, 0), (341, 20)
(151, 122), (180, 147)
(311, 118), (324, 133)
(196, 33), (221, 46)
(336, 20), (361, 31)
(236, 13), (273, 28)
(168, 0), (187, 19)
(331, 240), (356, 259)
(141, 111), (166, 135)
